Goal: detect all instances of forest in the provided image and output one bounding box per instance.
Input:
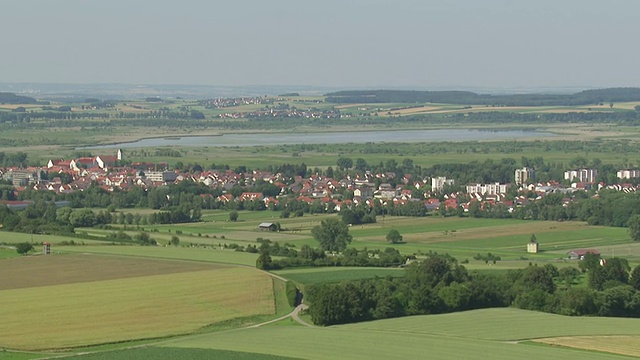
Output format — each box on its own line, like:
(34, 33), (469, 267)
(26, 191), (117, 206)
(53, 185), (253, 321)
(325, 88), (640, 106)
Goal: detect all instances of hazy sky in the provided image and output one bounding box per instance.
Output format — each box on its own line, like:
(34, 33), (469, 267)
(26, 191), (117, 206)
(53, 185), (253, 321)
(2, 0), (639, 89)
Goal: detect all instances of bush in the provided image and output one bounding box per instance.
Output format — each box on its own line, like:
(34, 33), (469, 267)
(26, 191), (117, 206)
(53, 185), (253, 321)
(286, 281), (300, 307)
(16, 242), (33, 255)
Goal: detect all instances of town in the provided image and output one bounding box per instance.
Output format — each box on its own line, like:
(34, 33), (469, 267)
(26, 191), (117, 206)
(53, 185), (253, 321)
(2, 150), (640, 217)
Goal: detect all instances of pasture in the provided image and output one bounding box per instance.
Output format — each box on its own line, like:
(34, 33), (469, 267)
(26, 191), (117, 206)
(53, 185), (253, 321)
(0, 254), (275, 350)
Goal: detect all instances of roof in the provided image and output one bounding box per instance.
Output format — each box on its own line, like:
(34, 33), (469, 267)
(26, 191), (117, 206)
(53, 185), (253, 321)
(258, 222), (275, 228)
(567, 249), (600, 256)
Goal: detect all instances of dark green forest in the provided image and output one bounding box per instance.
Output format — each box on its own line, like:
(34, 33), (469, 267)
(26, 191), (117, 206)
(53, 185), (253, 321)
(325, 88), (640, 106)
(307, 252), (640, 326)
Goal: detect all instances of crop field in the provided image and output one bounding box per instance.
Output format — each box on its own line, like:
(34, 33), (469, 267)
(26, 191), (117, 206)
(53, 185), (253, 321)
(158, 308), (640, 360)
(0, 255), (275, 350)
(59, 245), (261, 266)
(0, 253), (223, 290)
(534, 336), (640, 358)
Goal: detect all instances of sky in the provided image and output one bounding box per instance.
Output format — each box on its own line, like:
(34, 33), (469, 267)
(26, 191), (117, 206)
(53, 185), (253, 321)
(1, 0), (639, 90)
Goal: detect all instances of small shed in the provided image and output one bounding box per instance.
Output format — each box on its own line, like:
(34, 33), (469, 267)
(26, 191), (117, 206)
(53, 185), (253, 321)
(43, 242), (51, 255)
(567, 248), (600, 260)
(527, 234), (539, 253)
(258, 222), (277, 232)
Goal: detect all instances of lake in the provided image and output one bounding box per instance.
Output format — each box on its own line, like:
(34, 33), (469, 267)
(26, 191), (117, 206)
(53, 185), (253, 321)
(80, 129), (555, 149)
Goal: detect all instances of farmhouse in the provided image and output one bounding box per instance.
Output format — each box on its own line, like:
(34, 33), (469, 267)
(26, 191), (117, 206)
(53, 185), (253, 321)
(567, 248), (600, 260)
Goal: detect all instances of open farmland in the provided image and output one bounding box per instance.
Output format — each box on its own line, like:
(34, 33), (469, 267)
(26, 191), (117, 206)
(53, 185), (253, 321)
(0, 255), (275, 351)
(157, 308), (640, 360)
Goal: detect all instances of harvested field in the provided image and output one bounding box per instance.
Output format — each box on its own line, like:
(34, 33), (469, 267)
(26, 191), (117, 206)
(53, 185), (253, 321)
(0, 253), (225, 290)
(534, 336), (640, 358)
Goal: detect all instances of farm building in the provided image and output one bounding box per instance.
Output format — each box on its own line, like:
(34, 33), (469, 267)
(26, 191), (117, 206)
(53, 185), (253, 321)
(258, 222), (277, 231)
(567, 248), (600, 260)
(527, 237), (539, 253)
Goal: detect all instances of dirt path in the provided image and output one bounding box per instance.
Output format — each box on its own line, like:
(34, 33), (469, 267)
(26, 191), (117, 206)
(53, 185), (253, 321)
(247, 304), (315, 328)
(291, 304), (315, 328)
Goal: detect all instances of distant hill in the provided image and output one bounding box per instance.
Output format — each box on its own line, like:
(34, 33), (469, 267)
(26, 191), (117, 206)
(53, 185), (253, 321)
(324, 88), (640, 106)
(0, 92), (38, 104)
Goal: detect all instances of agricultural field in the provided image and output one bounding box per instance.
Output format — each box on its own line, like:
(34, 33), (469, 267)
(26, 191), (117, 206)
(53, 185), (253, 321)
(153, 308), (640, 360)
(0, 254), (276, 351)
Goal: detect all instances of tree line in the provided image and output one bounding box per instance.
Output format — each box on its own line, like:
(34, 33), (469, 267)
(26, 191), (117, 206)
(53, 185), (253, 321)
(324, 88), (640, 106)
(307, 252), (640, 326)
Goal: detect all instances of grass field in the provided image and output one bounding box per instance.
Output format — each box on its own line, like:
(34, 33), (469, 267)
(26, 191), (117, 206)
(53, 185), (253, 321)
(0, 255), (274, 350)
(273, 267), (405, 285)
(160, 308), (640, 360)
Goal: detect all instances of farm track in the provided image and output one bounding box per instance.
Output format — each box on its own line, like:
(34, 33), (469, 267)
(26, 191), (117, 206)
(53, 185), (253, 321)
(247, 304), (314, 328)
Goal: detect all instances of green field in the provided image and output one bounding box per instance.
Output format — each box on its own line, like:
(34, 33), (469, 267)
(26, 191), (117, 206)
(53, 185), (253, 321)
(159, 308), (640, 360)
(274, 267), (405, 285)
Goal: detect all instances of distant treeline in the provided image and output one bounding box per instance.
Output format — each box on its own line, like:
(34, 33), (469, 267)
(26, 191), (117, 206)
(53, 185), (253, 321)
(325, 88), (640, 106)
(0, 92), (41, 104)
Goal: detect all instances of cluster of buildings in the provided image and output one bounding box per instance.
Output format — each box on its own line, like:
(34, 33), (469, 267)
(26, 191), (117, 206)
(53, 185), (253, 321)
(217, 108), (340, 120)
(2, 154), (640, 214)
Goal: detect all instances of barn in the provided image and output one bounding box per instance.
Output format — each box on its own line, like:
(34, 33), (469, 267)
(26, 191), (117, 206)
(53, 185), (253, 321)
(567, 248), (600, 260)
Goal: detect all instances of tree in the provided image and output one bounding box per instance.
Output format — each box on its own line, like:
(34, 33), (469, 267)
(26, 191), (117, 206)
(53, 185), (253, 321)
(256, 249), (273, 270)
(229, 210), (239, 222)
(336, 157), (353, 171)
(355, 158), (367, 172)
(16, 242), (33, 255)
(628, 214), (640, 242)
(631, 265), (640, 291)
(386, 229), (403, 244)
(311, 218), (352, 252)
(170, 235), (180, 246)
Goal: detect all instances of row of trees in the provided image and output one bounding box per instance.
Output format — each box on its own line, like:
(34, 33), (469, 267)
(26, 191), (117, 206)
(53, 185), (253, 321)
(307, 252), (640, 326)
(0, 200), (201, 237)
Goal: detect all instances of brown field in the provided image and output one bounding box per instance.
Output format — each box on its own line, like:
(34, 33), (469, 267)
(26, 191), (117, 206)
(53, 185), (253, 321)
(535, 336), (640, 358)
(386, 105), (443, 115)
(0, 104), (42, 110)
(0, 253), (225, 290)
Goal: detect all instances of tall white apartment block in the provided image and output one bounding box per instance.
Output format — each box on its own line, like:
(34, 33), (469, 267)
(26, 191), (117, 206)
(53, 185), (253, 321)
(466, 183), (508, 195)
(431, 176), (455, 193)
(617, 169), (640, 179)
(514, 167), (535, 185)
(564, 169), (597, 183)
